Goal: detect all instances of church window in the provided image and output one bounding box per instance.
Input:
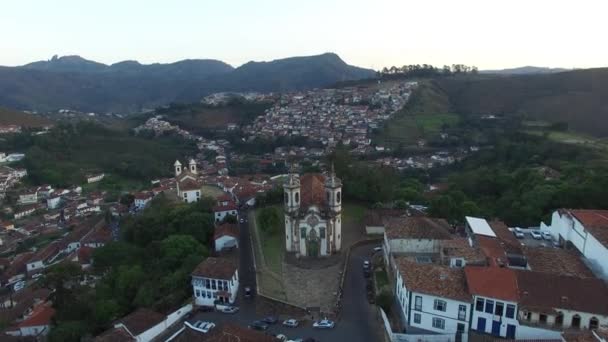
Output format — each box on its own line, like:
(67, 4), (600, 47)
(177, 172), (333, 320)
(295, 192), (299, 204)
(320, 228), (326, 238)
(285, 192), (289, 204)
(326, 191), (330, 202)
(301, 228), (306, 238)
(337, 191), (341, 203)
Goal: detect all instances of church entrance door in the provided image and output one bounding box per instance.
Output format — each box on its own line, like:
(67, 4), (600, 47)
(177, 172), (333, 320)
(306, 229), (320, 257)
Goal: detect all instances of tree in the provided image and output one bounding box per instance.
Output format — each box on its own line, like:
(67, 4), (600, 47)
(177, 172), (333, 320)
(160, 235), (208, 269)
(257, 207), (281, 235)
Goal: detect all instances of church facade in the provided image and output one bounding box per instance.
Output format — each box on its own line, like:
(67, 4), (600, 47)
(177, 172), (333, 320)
(283, 170), (342, 257)
(174, 159), (202, 203)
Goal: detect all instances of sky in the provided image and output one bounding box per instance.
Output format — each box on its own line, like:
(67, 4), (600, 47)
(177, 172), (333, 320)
(1, 0), (607, 70)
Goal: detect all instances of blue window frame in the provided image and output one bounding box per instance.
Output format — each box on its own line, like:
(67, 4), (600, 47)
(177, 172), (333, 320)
(485, 299), (494, 314)
(506, 304), (516, 318)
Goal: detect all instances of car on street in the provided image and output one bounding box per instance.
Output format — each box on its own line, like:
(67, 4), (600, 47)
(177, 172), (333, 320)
(190, 321), (215, 333)
(249, 320), (269, 331)
(262, 316), (278, 324)
(373, 246), (383, 253)
(542, 231), (552, 240)
(31, 273), (43, 279)
(312, 319), (335, 329)
(363, 260), (370, 270)
(219, 306), (239, 314)
(283, 319), (299, 327)
(240, 218), (245, 223)
(513, 229), (525, 239)
(244, 286), (252, 298)
(530, 231), (542, 240)
(275, 334), (287, 341)
(13, 281), (25, 292)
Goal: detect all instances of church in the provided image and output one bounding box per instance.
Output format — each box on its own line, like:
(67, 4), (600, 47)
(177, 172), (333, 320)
(283, 168), (342, 257)
(174, 159), (202, 203)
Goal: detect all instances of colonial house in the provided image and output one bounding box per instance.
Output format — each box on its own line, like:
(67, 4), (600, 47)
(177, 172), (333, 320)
(14, 204), (38, 220)
(46, 195), (62, 210)
(212, 201), (238, 223)
(5, 302), (55, 337)
(191, 257), (239, 307)
(174, 160), (202, 203)
(26, 241), (62, 273)
(283, 169), (342, 257)
(133, 191), (153, 209)
(86, 173), (105, 183)
(395, 257), (471, 335)
(18, 190), (38, 205)
(214, 223), (239, 252)
(383, 216), (452, 269)
(540, 209), (608, 279)
(466, 266), (521, 339)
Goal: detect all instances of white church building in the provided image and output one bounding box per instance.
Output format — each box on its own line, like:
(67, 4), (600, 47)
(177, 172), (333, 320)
(174, 159), (202, 203)
(283, 169), (342, 257)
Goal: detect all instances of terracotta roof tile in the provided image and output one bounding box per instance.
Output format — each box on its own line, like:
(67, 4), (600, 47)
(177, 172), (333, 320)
(214, 223), (239, 240)
(396, 257), (470, 302)
(464, 266), (518, 302)
(118, 308), (164, 336)
(94, 326), (135, 342)
(568, 209), (608, 248)
(192, 257), (237, 280)
(441, 238), (486, 265)
(299, 173), (326, 208)
(489, 220), (523, 254)
(18, 303), (55, 328)
(524, 247), (594, 278)
(385, 216), (452, 240)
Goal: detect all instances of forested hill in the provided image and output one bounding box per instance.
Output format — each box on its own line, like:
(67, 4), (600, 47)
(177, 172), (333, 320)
(0, 53), (374, 113)
(436, 68), (608, 137)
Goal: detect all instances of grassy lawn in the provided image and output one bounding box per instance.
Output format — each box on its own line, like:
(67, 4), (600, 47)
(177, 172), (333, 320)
(253, 205), (284, 275)
(201, 185), (225, 199)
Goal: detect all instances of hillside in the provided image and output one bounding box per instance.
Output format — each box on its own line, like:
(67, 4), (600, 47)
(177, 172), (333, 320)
(0, 107), (52, 127)
(0, 53), (374, 113)
(437, 68), (608, 136)
(480, 66), (569, 75)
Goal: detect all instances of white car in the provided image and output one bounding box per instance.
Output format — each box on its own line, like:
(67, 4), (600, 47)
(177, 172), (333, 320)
(13, 281), (25, 292)
(219, 306), (239, 314)
(373, 246), (383, 253)
(542, 231), (552, 241)
(363, 260), (370, 269)
(313, 319), (335, 329)
(530, 231), (542, 240)
(513, 230), (525, 239)
(282, 319), (299, 327)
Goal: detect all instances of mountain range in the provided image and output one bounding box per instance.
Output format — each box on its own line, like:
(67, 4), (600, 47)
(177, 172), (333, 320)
(0, 53), (375, 113)
(480, 66), (569, 75)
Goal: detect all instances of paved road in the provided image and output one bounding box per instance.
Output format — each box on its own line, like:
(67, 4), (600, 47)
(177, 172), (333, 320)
(188, 233), (384, 342)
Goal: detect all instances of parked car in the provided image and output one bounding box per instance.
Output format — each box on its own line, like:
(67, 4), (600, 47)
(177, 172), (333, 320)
(240, 218), (245, 223)
(275, 334), (287, 341)
(199, 322), (215, 333)
(13, 281), (25, 292)
(262, 316), (278, 324)
(283, 319), (299, 327)
(373, 246), (383, 253)
(312, 319), (335, 329)
(513, 229), (525, 239)
(31, 273), (43, 279)
(244, 286), (252, 298)
(219, 306), (239, 314)
(363, 260), (370, 270)
(249, 321), (269, 331)
(542, 231), (552, 240)
(530, 231), (542, 240)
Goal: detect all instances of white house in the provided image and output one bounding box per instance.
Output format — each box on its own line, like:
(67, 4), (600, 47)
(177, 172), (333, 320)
(191, 257), (239, 307)
(14, 204), (37, 220)
(214, 223), (239, 252)
(466, 266), (525, 340)
(18, 190), (38, 205)
(5, 303), (55, 337)
(394, 257), (471, 335)
(47, 196), (61, 210)
(26, 241), (62, 273)
(133, 192), (153, 209)
(213, 202), (238, 223)
(86, 173), (105, 183)
(540, 209), (608, 279)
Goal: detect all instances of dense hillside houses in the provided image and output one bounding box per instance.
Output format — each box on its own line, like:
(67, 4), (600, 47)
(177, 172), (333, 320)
(381, 213), (608, 340)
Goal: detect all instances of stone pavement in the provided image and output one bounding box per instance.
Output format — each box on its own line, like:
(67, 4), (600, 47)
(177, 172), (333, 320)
(282, 260), (343, 314)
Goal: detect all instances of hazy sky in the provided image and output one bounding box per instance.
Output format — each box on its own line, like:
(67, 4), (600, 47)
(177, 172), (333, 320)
(2, 0), (607, 70)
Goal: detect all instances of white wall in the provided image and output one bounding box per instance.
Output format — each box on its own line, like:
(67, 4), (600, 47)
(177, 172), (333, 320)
(366, 225), (385, 235)
(470, 296), (519, 338)
(516, 324), (562, 340)
(181, 189), (200, 203)
(19, 325), (49, 336)
(214, 210), (237, 222)
(407, 292), (471, 334)
(215, 236), (238, 252)
(27, 260), (44, 272)
(389, 238), (441, 254)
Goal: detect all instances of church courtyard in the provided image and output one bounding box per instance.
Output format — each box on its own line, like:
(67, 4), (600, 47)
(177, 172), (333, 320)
(251, 202), (368, 313)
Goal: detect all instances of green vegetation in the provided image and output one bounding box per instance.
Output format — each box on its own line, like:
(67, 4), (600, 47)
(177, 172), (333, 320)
(256, 206), (284, 274)
(374, 82), (459, 146)
(157, 99), (272, 133)
(0, 121), (196, 187)
(48, 195), (215, 341)
(0, 107), (52, 127)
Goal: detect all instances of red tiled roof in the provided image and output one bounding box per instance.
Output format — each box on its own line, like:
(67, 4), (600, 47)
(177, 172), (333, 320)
(516, 270), (608, 315)
(465, 266), (518, 302)
(118, 308), (165, 336)
(476, 235), (506, 267)
(214, 223), (239, 240)
(213, 203), (238, 212)
(94, 326), (135, 342)
(133, 192), (153, 200)
(18, 303), (55, 327)
(568, 209), (608, 248)
(78, 246), (94, 264)
(385, 216), (453, 240)
(524, 247), (594, 278)
(299, 173), (326, 208)
(396, 257), (470, 302)
(192, 257), (237, 280)
(489, 220), (522, 254)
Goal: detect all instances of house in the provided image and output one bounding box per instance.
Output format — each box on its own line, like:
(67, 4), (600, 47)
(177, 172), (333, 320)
(394, 257), (471, 335)
(2, 252), (33, 285)
(46, 195), (61, 210)
(18, 190), (38, 205)
(2, 221), (15, 230)
(26, 241), (62, 273)
(540, 209), (608, 279)
(214, 223), (239, 252)
(133, 192), (153, 209)
(111, 308), (165, 342)
(173, 322), (279, 342)
(14, 204), (37, 220)
(191, 257), (239, 307)
(466, 266), (520, 339)
(81, 225), (113, 248)
(5, 302), (55, 337)
(212, 202), (238, 223)
(86, 173), (105, 183)
(383, 216), (452, 269)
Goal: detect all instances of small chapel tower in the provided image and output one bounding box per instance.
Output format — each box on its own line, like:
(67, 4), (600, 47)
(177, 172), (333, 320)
(325, 164), (342, 251)
(174, 160), (182, 176)
(189, 159), (198, 174)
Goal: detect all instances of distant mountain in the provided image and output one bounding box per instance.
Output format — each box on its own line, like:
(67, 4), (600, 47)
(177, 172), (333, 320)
(481, 66), (569, 75)
(0, 53), (374, 112)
